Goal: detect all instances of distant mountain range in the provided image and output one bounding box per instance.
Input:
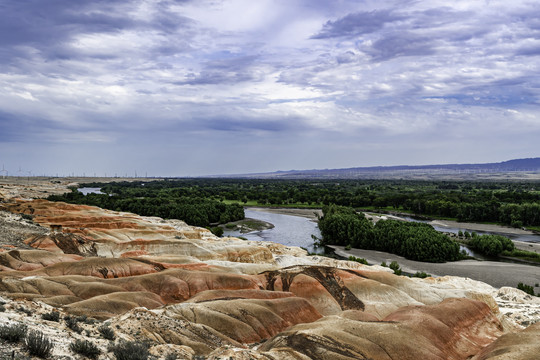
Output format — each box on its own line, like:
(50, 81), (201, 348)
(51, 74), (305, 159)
(228, 157), (540, 179)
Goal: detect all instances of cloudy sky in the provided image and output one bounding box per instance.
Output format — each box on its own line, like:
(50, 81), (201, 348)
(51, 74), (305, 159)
(1, 0), (540, 177)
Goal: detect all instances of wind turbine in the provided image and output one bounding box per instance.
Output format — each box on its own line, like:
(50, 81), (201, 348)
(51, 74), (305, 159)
(1, 164), (7, 179)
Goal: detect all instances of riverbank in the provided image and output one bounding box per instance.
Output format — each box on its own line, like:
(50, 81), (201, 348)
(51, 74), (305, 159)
(247, 207), (322, 221)
(428, 218), (535, 236)
(329, 245), (540, 289)
(223, 217), (274, 233)
(248, 207), (540, 255)
(249, 207), (539, 235)
(514, 240), (540, 254)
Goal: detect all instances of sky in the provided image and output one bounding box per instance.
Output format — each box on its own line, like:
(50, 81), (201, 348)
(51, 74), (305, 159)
(1, 0), (540, 177)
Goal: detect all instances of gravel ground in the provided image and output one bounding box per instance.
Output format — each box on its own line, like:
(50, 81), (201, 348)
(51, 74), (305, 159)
(247, 207), (322, 220)
(330, 245), (540, 289)
(0, 211), (46, 250)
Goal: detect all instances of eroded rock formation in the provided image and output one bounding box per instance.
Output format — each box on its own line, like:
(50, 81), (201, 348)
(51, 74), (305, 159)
(0, 195), (539, 359)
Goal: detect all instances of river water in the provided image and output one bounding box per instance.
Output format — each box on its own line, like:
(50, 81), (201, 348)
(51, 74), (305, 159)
(78, 187), (104, 195)
(223, 209), (324, 254)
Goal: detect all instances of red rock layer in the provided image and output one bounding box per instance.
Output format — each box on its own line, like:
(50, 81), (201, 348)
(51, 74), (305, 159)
(260, 298), (504, 360)
(472, 321), (540, 360)
(0, 198), (516, 359)
(3, 199), (275, 263)
(0, 249), (82, 271)
(165, 297), (323, 343)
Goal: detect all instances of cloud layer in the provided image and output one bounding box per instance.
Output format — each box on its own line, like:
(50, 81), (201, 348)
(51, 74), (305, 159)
(1, 0), (539, 176)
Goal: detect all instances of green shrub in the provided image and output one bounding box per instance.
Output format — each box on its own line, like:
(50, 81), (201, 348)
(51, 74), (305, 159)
(389, 261), (402, 275)
(502, 249), (540, 262)
(110, 340), (150, 360)
(0, 323), (27, 342)
(412, 271), (431, 278)
(25, 330), (53, 358)
(517, 282), (536, 296)
(511, 220), (523, 228)
(70, 339), (100, 359)
(210, 226), (224, 237)
(0, 304), (5, 312)
(345, 244), (352, 250)
(348, 256), (368, 265)
(98, 325), (115, 340)
(41, 311), (60, 322)
(469, 234), (515, 256)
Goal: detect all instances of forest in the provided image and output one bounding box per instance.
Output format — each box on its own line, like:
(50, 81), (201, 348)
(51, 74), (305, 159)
(75, 178), (540, 230)
(317, 204), (463, 262)
(47, 187), (244, 228)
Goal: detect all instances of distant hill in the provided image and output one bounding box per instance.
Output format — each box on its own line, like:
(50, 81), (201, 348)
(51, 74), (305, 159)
(228, 158), (540, 180)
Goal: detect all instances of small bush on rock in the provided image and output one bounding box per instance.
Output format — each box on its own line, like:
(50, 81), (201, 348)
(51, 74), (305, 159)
(70, 339), (100, 359)
(98, 325), (115, 340)
(110, 340), (150, 360)
(65, 315), (82, 333)
(41, 311), (60, 322)
(25, 330), (53, 358)
(17, 307), (32, 316)
(76, 315), (96, 324)
(0, 323), (27, 342)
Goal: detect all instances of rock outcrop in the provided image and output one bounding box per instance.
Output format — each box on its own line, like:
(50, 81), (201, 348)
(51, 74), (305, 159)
(259, 298), (502, 360)
(472, 322), (540, 360)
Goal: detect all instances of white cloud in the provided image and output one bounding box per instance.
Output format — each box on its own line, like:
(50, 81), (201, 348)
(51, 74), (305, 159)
(1, 0), (540, 175)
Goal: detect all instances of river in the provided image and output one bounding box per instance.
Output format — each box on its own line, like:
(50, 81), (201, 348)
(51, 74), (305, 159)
(78, 187), (104, 195)
(225, 209), (540, 260)
(223, 209), (324, 254)
(226, 209), (481, 257)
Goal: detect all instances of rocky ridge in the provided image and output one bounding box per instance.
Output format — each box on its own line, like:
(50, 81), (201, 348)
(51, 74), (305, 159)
(1, 182), (540, 359)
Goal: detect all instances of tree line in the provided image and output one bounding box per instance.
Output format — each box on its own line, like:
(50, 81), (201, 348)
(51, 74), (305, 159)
(317, 205), (463, 262)
(56, 178), (540, 230)
(47, 189), (244, 228)
(467, 233), (515, 256)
